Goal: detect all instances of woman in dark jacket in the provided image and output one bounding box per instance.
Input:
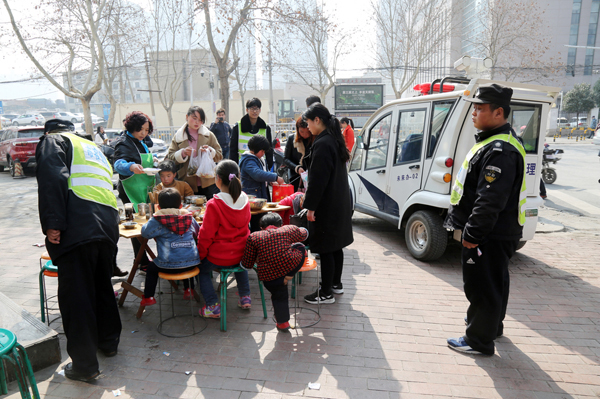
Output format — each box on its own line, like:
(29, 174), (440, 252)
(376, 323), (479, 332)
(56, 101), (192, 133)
(284, 117), (314, 191)
(113, 111), (156, 271)
(302, 103), (353, 305)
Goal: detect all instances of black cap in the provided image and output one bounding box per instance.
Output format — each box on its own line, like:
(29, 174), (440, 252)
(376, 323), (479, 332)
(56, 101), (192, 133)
(44, 119), (75, 134)
(465, 83), (513, 109)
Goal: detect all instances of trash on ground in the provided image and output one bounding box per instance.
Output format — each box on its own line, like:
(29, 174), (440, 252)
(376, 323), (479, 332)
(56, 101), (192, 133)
(32, 243), (45, 247)
(185, 371), (192, 375)
(308, 382), (320, 390)
(163, 352), (170, 356)
(131, 330), (138, 333)
(57, 370), (65, 376)
(112, 389), (121, 396)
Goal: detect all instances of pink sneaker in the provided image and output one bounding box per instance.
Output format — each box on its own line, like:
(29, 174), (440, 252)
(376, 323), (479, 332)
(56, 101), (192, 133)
(238, 295), (251, 309)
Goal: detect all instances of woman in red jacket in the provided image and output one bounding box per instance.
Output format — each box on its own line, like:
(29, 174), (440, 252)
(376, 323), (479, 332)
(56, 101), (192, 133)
(340, 117), (355, 153)
(196, 160), (252, 318)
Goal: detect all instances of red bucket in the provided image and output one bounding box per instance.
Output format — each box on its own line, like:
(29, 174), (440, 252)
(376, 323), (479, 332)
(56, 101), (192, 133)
(272, 184), (294, 202)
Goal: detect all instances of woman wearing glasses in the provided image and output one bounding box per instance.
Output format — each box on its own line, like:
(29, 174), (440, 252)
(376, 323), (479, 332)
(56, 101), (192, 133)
(284, 117), (314, 192)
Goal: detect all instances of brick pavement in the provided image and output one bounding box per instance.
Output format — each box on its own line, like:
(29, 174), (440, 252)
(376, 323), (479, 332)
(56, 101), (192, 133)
(1, 172), (600, 398)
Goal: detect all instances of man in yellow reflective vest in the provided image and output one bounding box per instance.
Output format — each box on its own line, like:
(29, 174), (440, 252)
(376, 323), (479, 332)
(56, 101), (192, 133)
(36, 119), (121, 382)
(444, 84), (526, 356)
(229, 97), (274, 172)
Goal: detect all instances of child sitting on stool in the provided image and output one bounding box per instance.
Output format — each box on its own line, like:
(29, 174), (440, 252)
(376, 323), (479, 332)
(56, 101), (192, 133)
(140, 188), (200, 305)
(241, 213), (308, 332)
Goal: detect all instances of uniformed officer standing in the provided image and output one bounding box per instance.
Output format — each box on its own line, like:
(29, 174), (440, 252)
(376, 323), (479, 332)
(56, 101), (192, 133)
(37, 119), (122, 381)
(444, 84), (526, 356)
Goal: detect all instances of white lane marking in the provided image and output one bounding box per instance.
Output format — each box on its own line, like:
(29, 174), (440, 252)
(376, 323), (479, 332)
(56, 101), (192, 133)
(548, 190), (600, 215)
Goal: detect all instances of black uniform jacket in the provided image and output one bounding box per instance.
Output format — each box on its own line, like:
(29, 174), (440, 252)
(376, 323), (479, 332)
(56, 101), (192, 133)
(113, 133), (149, 203)
(36, 134), (119, 261)
(443, 123), (525, 244)
(303, 129), (354, 253)
(229, 114), (273, 171)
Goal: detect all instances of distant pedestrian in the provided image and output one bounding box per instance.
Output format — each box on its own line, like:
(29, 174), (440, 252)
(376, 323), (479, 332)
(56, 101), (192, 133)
(445, 84), (526, 356)
(340, 117), (355, 153)
(590, 116), (597, 138)
(302, 103), (353, 305)
(209, 108), (232, 159)
(305, 95), (321, 108)
(36, 119), (121, 382)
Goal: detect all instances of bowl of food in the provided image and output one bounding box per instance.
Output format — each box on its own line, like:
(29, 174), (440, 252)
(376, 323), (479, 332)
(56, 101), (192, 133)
(266, 202), (278, 208)
(247, 195), (256, 200)
(122, 221), (138, 230)
(249, 198), (267, 211)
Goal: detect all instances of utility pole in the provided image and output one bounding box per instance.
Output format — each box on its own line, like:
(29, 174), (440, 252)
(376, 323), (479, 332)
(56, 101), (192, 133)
(268, 39), (275, 126)
(144, 47), (156, 124)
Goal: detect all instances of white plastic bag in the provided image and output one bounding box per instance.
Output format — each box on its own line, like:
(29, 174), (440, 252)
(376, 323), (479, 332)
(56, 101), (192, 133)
(187, 148), (200, 177)
(300, 170), (308, 190)
(197, 150), (215, 178)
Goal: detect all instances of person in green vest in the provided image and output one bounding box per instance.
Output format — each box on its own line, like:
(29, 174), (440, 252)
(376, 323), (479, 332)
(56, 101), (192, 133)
(36, 119), (121, 382)
(229, 97), (274, 172)
(444, 84), (526, 356)
(114, 111), (157, 273)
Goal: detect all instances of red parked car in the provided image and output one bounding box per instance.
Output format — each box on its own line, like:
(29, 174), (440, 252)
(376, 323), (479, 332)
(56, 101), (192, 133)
(0, 126), (44, 176)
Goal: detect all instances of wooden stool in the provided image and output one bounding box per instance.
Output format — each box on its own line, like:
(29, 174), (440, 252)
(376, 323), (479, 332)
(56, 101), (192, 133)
(38, 259), (58, 325)
(290, 258), (321, 329)
(157, 267), (206, 337)
(0, 329), (40, 399)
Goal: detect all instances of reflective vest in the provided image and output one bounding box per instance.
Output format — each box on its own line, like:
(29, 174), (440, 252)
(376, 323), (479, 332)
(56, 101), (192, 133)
(237, 120), (267, 155)
(450, 133), (527, 226)
(58, 133), (118, 211)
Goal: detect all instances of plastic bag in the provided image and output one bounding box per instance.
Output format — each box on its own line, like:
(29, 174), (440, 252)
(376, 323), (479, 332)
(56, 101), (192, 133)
(187, 148), (200, 177)
(272, 184), (294, 202)
(197, 150), (215, 178)
(300, 171), (308, 191)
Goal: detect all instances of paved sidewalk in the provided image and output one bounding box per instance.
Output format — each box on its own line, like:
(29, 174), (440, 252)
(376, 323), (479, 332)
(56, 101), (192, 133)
(1, 173), (600, 398)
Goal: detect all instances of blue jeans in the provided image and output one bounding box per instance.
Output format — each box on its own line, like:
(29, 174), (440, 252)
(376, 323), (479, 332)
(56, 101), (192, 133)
(197, 258), (251, 305)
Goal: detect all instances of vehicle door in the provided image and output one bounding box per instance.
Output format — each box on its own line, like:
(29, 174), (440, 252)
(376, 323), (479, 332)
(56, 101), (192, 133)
(388, 105), (430, 210)
(355, 111), (395, 210)
(0, 130), (15, 164)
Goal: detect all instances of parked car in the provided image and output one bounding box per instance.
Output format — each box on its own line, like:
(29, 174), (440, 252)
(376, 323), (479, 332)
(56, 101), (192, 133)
(0, 126), (44, 176)
(52, 112), (79, 123)
(1, 114), (20, 123)
(38, 111), (55, 121)
(557, 117), (568, 127)
(12, 114), (45, 126)
(569, 116), (587, 128)
(81, 116), (107, 131)
(100, 129), (167, 166)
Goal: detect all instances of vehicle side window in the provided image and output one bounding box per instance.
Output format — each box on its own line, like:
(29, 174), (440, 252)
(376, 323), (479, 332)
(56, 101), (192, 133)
(394, 109), (427, 164)
(364, 113), (392, 170)
(428, 100), (456, 158)
(349, 135), (363, 171)
(509, 103), (542, 154)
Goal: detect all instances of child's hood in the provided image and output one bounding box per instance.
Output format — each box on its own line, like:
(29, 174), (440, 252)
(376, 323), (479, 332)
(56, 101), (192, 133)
(212, 192), (250, 227)
(153, 208), (194, 235)
(239, 151), (261, 167)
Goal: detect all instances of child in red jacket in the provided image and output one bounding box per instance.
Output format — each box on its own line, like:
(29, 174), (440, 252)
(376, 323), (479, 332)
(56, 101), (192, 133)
(197, 160), (252, 318)
(241, 212), (308, 332)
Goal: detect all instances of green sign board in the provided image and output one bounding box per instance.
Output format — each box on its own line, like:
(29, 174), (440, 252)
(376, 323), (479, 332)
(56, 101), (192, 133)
(335, 85), (384, 111)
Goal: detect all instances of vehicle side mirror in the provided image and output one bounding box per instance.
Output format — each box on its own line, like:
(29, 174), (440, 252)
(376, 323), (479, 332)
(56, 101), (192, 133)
(359, 140), (368, 150)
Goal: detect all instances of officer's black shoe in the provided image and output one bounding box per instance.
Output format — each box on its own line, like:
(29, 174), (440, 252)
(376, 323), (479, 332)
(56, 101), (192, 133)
(64, 362), (100, 382)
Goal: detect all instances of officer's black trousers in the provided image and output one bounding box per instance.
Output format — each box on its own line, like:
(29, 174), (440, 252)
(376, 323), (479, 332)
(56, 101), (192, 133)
(462, 239), (518, 355)
(55, 241), (122, 374)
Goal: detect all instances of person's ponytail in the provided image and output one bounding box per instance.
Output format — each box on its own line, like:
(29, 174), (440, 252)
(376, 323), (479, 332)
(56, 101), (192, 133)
(330, 117), (350, 163)
(215, 160), (243, 202)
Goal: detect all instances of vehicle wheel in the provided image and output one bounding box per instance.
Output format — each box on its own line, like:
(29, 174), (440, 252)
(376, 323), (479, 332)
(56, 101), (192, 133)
(12, 122), (18, 126)
(8, 157), (15, 177)
(72, 118), (77, 123)
(405, 210), (448, 261)
(516, 241), (527, 251)
(32, 121), (37, 126)
(542, 168), (557, 184)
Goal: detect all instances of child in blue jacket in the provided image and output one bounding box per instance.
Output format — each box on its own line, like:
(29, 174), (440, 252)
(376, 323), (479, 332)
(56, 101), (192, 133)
(140, 188), (200, 306)
(239, 135), (284, 199)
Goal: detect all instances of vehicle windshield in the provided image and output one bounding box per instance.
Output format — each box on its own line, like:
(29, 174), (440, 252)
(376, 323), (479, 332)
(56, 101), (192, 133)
(17, 130), (43, 138)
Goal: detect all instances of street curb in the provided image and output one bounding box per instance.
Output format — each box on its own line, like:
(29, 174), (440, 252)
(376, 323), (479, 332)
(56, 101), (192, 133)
(536, 216), (565, 233)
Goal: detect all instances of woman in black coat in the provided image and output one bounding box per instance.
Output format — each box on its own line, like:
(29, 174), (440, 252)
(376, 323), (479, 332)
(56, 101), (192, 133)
(284, 117), (314, 191)
(302, 103), (354, 305)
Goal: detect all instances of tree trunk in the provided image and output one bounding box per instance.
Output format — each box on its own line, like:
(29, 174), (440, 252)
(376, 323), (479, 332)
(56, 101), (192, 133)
(107, 97), (117, 129)
(81, 97), (94, 138)
(167, 107), (174, 128)
(220, 73), (230, 118)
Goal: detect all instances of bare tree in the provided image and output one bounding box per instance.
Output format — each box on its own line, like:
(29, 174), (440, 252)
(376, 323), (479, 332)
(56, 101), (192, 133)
(147, 0), (197, 127)
(274, 2), (349, 107)
(372, 0), (450, 99)
(232, 36), (255, 116)
(101, 0), (146, 128)
(460, 0), (561, 82)
(2, 0), (108, 135)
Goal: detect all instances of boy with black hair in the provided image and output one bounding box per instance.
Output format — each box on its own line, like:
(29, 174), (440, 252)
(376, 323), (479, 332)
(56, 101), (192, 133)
(241, 212), (308, 332)
(229, 97), (274, 171)
(305, 95), (321, 108)
(154, 159), (194, 200)
(140, 188), (200, 305)
(239, 135), (283, 199)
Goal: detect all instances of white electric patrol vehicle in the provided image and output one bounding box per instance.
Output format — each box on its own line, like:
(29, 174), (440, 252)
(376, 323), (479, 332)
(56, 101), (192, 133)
(348, 73), (559, 261)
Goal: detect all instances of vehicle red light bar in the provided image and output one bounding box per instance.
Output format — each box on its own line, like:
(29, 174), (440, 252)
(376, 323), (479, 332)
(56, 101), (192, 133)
(413, 83), (455, 95)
